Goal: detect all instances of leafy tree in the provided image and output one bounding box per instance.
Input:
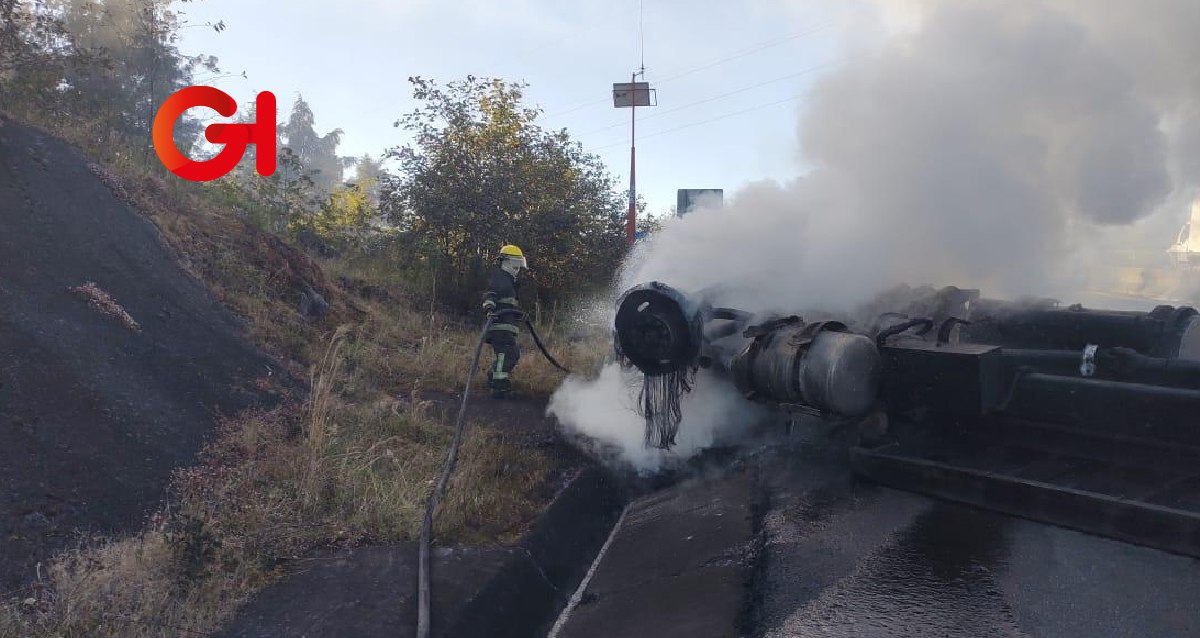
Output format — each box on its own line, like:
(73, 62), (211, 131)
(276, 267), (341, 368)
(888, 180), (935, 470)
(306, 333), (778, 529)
(201, 93), (312, 233)
(0, 0), (28, 78)
(279, 95), (346, 200)
(1, 1), (63, 84)
(296, 179), (377, 247)
(286, 154), (387, 250)
(217, 96), (347, 233)
(350, 154), (383, 206)
(638, 209), (665, 236)
(44, 0), (218, 153)
(0, 1), (103, 120)
(382, 76), (628, 310)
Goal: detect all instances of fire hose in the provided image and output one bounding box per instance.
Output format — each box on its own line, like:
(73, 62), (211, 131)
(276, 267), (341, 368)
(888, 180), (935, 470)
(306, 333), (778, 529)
(524, 315), (573, 374)
(416, 310), (571, 638)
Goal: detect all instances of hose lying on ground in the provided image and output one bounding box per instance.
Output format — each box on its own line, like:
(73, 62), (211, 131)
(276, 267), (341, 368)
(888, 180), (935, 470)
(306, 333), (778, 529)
(415, 313), (572, 638)
(416, 316), (493, 638)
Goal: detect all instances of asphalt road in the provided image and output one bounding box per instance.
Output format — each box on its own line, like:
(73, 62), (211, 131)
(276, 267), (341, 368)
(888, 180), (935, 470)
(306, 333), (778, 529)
(756, 441), (1200, 638)
(551, 427), (1200, 638)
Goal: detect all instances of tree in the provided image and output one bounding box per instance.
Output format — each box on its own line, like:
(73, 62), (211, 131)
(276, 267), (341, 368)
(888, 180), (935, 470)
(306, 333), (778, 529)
(638, 210), (665, 236)
(203, 99), (322, 234)
(0, 1), (62, 84)
(45, 0), (217, 151)
(350, 154), (383, 206)
(297, 179), (377, 247)
(0, 1), (100, 118)
(0, 0), (230, 168)
(189, 91), (357, 239)
(279, 95), (345, 200)
(382, 76), (628, 310)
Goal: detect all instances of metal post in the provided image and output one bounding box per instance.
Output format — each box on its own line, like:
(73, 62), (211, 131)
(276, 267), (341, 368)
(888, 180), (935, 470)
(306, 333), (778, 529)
(614, 71), (653, 245)
(627, 71), (637, 246)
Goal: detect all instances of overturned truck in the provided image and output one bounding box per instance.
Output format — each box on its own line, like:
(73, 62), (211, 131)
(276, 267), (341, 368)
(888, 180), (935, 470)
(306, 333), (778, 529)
(613, 281), (1200, 557)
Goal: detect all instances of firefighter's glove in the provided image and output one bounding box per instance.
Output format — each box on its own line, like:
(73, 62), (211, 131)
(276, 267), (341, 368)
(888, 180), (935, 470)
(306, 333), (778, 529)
(482, 299), (497, 315)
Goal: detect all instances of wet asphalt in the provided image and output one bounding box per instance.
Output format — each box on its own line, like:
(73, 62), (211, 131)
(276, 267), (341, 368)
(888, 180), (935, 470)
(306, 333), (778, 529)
(755, 289), (1200, 636)
(756, 442), (1200, 638)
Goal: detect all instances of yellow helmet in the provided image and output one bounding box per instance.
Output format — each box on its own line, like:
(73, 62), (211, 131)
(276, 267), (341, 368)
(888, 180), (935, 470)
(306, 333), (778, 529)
(499, 244), (527, 271)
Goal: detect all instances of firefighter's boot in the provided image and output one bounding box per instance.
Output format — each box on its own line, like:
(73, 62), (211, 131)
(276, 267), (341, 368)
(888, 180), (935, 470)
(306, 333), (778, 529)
(488, 368), (513, 399)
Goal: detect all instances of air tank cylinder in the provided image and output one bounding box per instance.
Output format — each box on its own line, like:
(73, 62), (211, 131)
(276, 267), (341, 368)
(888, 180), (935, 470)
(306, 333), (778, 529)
(730, 321), (882, 417)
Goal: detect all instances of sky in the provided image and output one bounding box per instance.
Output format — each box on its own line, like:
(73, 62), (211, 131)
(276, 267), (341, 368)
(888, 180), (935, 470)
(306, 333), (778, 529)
(173, 0), (860, 217)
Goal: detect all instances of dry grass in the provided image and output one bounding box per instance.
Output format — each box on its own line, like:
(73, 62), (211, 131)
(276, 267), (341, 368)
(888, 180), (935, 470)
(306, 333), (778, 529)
(83, 159), (350, 368)
(330, 284), (610, 401)
(1, 326), (560, 638)
(0, 115), (607, 637)
(81, 152), (607, 400)
(517, 327), (611, 396)
(68, 282), (142, 332)
(0, 530), (266, 637)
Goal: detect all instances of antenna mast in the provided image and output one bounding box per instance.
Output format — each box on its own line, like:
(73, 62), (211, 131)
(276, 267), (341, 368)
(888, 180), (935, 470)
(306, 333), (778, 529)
(614, 0), (656, 246)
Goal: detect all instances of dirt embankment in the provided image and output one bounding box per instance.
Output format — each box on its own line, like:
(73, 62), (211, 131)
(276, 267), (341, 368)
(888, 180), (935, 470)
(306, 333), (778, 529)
(0, 119), (286, 589)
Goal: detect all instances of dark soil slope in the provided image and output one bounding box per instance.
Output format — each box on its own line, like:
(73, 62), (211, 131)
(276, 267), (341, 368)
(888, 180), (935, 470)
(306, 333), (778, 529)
(0, 120), (283, 589)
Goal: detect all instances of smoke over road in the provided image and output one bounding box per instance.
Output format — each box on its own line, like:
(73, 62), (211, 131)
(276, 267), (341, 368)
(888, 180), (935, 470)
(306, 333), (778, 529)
(551, 0), (1200, 469)
(548, 364), (770, 472)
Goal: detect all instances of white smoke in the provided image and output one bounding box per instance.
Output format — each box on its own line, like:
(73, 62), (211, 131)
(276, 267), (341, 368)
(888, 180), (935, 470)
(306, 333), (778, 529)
(551, 0), (1200, 467)
(548, 364), (771, 472)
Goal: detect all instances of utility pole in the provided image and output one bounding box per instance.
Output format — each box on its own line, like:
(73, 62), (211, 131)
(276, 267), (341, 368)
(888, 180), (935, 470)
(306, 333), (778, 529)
(613, 0), (655, 246)
(628, 69), (640, 245)
(613, 70), (655, 246)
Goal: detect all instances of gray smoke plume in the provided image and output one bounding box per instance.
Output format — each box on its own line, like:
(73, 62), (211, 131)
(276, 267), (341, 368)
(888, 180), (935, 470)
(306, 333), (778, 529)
(626, 0), (1200, 313)
(551, 0), (1200, 468)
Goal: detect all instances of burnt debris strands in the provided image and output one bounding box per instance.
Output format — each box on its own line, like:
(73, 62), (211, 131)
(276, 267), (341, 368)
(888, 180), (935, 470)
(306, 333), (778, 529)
(611, 280), (1200, 558)
(638, 370), (692, 449)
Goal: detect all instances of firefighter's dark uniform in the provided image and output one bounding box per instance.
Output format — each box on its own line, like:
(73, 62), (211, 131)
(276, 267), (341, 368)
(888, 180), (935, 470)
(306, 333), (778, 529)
(483, 264), (521, 398)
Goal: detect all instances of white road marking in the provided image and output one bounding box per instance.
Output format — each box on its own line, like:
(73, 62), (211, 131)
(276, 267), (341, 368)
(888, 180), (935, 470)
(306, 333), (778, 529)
(545, 504), (630, 638)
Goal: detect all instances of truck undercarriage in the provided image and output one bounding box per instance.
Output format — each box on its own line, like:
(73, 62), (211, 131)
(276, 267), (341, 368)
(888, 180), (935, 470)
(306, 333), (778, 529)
(611, 281), (1200, 558)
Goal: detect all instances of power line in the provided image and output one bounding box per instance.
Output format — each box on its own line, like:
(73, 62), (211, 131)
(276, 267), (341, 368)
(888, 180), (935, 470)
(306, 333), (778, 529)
(653, 24), (830, 86)
(573, 59), (841, 137)
(538, 23), (831, 120)
(587, 91), (810, 152)
(539, 96), (612, 121)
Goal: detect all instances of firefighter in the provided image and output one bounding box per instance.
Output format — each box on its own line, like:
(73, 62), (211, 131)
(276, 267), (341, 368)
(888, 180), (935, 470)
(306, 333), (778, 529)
(482, 244), (528, 399)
